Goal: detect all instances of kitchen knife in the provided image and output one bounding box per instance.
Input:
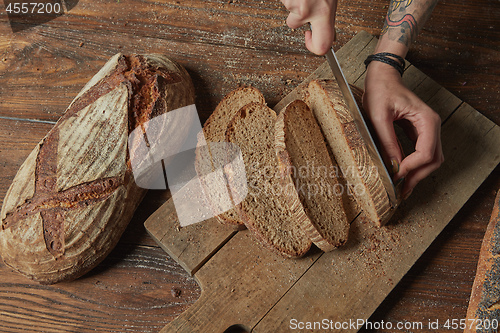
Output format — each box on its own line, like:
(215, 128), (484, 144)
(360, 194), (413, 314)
(325, 47), (399, 207)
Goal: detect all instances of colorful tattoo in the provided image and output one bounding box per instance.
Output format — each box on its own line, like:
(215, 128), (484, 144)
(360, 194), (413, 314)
(381, 0), (417, 46)
(382, 13), (418, 45)
(381, 0), (438, 47)
(391, 0), (413, 11)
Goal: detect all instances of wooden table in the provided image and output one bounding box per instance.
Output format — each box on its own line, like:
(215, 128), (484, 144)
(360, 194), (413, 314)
(0, 0), (498, 331)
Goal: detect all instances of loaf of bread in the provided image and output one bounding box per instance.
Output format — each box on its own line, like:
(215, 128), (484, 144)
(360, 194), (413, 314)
(275, 100), (350, 251)
(195, 86), (265, 226)
(306, 79), (393, 226)
(465, 189), (500, 332)
(224, 102), (312, 257)
(0, 53), (195, 284)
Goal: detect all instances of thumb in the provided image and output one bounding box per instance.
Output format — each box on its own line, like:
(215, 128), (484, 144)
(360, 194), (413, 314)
(368, 112), (404, 177)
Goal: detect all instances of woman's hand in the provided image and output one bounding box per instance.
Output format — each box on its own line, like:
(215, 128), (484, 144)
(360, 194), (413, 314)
(281, 0), (338, 55)
(363, 60), (444, 198)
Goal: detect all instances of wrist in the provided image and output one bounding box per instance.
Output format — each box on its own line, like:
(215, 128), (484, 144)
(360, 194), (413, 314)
(375, 33), (409, 58)
(365, 60), (403, 85)
(365, 52), (405, 76)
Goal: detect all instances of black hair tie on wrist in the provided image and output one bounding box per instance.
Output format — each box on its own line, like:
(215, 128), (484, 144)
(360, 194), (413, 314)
(364, 52), (406, 76)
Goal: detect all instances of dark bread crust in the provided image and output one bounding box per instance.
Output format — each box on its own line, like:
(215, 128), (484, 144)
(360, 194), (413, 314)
(465, 190), (500, 332)
(0, 53), (195, 284)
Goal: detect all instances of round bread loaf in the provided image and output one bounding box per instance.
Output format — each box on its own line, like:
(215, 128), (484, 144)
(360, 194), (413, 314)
(0, 53), (195, 284)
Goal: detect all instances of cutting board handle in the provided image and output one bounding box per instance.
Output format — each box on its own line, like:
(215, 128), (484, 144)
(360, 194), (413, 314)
(223, 324), (250, 333)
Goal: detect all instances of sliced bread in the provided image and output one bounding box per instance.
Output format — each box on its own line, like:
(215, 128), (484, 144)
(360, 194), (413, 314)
(306, 79), (392, 226)
(195, 86), (266, 225)
(275, 100), (350, 251)
(224, 102), (312, 257)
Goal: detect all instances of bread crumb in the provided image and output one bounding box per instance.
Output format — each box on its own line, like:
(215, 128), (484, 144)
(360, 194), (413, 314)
(171, 287), (182, 297)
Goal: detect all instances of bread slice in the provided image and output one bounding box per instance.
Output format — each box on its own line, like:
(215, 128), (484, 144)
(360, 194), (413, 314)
(306, 79), (392, 226)
(195, 86), (266, 225)
(224, 102), (312, 257)
(275, 100), (350, 251)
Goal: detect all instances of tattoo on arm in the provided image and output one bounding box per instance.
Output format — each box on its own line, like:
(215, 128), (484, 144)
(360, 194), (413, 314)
(381, 0), (438, 47)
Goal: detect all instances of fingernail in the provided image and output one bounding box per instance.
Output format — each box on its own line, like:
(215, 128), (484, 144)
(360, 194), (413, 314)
(390, 159), (399, 175)
(403, 188), (413, 200)
(394, 177), (405, 200)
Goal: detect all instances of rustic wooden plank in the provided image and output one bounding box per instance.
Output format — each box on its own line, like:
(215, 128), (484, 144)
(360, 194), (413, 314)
(0, 0), (318, 122)
(144, 197), (240, 276)
(1, 0), (498, 123)
(160, 231), (322, 333)
(0, 118), (52, 199)
(0, 27), (323, 123)
(365, 167), (500, 331)
(407, 2), (500, 122)
(0, 242), (200, 332)
(351, 31), (495, 324)
(253, 92), (500, 333)
(1, 0), (498, 125)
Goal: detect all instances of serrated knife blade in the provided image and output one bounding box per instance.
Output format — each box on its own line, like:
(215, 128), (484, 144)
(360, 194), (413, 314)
(325, 48), (398, 207)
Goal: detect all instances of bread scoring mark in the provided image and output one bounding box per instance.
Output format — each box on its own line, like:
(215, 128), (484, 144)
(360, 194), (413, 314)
(1, 54), (177, 258)
(61, 54), (182, 134)
(1, 128), (122, 258)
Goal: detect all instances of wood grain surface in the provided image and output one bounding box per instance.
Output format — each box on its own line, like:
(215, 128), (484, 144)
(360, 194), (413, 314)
(0, 0), (499, 331)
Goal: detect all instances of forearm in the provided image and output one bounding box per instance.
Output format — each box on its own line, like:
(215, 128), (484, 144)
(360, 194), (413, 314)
(375, 0), (439, 57)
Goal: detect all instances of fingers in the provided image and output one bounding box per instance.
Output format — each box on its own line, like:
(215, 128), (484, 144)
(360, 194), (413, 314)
(400, 140), (444, 197)
(305, 17), (336, 55)
(284, 0), (314, 28)
(286, 11), (308, 30)
(396, 109), (444, 197)
(396, 110), (441, 178)
(282, 0), (337, 55)
(371, 106), (403, 174)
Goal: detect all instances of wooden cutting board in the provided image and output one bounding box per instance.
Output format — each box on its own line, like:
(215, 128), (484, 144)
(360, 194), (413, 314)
(144, 31), (500, 332)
